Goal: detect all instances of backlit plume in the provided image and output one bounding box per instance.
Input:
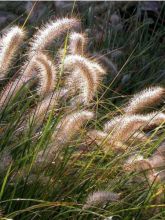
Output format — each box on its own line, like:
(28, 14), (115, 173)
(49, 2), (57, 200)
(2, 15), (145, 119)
(29, 17), (80, 56)
(34, 53), (57, 95)
(86, 129), (127, 153)
(124, 87), (165, 114)
(124, 156), (161, 185)
(52, 110), (94, 145)
(0, 53), (56, 108)
(63, 54), (105, 104)
(0, 26), (25, 78)
(104, 112), (165, 142)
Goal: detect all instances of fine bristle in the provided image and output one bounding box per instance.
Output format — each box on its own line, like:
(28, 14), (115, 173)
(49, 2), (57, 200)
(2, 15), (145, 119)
(63, 54), (105, 104)
(0, 26), (25, 78)
(124, 87), (165, 114)
(29, 17), (80, 55)
(69, 32), (87, 55)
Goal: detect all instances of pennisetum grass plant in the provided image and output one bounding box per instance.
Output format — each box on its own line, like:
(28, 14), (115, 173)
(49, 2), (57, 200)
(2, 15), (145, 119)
(0, 12), (164, 220)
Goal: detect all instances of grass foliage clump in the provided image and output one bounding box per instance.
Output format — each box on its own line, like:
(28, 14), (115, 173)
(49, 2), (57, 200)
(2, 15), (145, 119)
(0, 11), (165, 220)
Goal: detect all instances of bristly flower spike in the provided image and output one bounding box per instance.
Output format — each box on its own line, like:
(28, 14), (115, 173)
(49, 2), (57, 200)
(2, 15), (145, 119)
(0, 26), (25, 78)
(0, 52), (56, 108)
(29, 17), (80, 56)
(124, 86), (165, 114)
(52, 110), (94, 146)
(86, 129), (127, 153)
(83, 191), (120, 209)
(124, 156), (160, 185)
(34, 53), (57, 96)
(63, 54), (105, 104)
(104, 112), (165, 142)
(35, 110), (94, 164)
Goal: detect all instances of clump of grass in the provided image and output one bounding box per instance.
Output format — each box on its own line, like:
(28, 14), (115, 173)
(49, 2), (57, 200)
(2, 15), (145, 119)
(0, 10), (164, 220)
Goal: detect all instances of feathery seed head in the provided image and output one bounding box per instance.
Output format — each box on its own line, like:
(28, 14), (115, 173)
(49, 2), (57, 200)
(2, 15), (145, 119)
(128, 131), (148, 144)
(63, 54), (104, 103)
(143, 112), (165, 130)
(0, 52), (57, 108)
(91, 61), (106, 76)
(83, 191), (120, 209)
(86, 130), (110, 148)
(86, 130), (127, 153)
(52, 110), (94, 145)
(0, 26), (25, 78)
(125, 154), (144, 165)
(124, 157), (152, 172)
(0, 77), (28, 108)
(149, 143), (165, 169)
(155, 171), (165, 182)
(104, 112), (165, 142)
(20, 52), (57, 96)
(29, 17), (80, 56)
(86, 130), (108, 143)
(34, 53), (57, 96)
(149, 154), (165, 170)
(124, 86), (165, 114)
(104, 115), (123, 133)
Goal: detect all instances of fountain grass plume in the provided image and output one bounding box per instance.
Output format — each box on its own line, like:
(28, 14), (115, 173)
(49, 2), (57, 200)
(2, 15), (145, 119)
(63, 54), (105, 104)
(52, 110), (94, 145)
(104, 112), (165, 142)
(124, 87), (165, 114)
(0, 26), (25, 78)
(29, 17), (80, 56)
(0, 52), (57, 108)
(86, 129), (127, 153)
(34, 53), (57, 96)
(83, 191), (120, 209)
